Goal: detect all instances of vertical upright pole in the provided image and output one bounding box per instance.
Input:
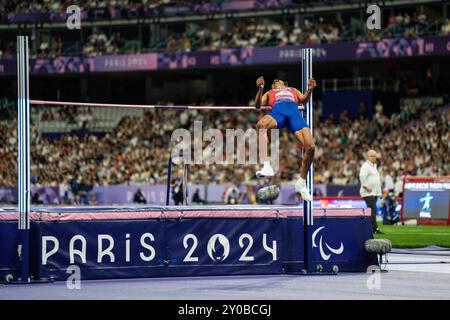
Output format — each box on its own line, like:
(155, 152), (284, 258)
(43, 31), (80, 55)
(17, 36), (31, 282)
(181, 149), (188, 206)
(183, 161), (188, 206)
(165, 155), (172, 206)
(302, 48), (314, 273)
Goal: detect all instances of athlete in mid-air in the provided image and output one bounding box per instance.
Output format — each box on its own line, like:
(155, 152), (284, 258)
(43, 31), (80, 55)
(254, 76), (316, 201)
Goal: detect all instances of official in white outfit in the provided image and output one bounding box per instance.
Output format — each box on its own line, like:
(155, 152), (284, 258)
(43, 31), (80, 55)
(359, 150), (383, 234)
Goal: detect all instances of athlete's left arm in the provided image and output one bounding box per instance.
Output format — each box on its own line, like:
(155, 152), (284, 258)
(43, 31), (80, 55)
(295, 78), (316, 104)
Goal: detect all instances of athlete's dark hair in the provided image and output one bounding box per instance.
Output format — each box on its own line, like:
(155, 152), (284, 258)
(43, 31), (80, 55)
(272, 79), (288, 87)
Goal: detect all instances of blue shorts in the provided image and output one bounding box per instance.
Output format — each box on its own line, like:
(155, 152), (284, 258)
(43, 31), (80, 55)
(268, 100), (308, 133)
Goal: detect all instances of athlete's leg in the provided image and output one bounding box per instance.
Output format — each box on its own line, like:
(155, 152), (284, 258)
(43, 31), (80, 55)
(285, 103), (314, 201)
(255, 114), (278, 177)
(293, 127), (315, 180)
(256, 115), (277, 163)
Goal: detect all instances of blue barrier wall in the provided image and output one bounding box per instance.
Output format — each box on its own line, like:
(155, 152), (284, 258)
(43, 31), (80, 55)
(0, 216), (377, 280)
(0, 222), (20, 276)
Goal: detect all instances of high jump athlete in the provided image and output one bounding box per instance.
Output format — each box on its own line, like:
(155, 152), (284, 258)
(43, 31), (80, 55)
(254, 76), (316, 201)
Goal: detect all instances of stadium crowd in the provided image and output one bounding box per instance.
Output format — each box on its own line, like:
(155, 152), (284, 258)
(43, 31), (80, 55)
(1, 1), (447, 59)
(1, 0), (179, 16)
(313, 101), (449, 189)
(1, 98), (448, 202)
(163, 11), (442, 52)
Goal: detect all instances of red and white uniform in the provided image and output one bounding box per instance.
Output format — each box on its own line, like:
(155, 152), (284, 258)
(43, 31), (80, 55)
(267, 87), (299, 108)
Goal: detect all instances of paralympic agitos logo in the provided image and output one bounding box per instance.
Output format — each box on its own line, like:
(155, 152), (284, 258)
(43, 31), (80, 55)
(312, 226), (344, 261)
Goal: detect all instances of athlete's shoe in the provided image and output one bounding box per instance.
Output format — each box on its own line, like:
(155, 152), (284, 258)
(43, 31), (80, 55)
(295, 177), (312, 201)
(256, 161), (275, 178)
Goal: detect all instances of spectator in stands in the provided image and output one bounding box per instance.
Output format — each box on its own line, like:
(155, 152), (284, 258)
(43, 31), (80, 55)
(442, 19), (450, 35)
(73, 194), (83, 206)
(89, 194), (98, 205)
(31, 192), (43, 205)
(76, 109), (93, 130)
(223, 184), (240, 204)
(171, 170), (185, 205)
(133, 188), (147, 204)
(374, 100), (383, 116)
(59, 178), (72, 203)
(191, 188), (206, 205)
(358, 101), (366, 118)
(61, 190), (72, 205)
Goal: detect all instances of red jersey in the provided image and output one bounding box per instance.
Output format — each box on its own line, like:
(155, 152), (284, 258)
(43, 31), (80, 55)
(267, 87), (299, 108)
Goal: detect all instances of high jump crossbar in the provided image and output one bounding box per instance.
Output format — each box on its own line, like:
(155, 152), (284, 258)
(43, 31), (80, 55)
(29, 100), (305, 111)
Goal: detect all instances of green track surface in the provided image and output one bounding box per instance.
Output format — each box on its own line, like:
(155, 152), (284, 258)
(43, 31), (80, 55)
(375, 225), (450, 248)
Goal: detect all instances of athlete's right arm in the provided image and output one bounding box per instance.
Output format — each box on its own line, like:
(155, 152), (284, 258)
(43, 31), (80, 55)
(255, 76), (268, 108)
